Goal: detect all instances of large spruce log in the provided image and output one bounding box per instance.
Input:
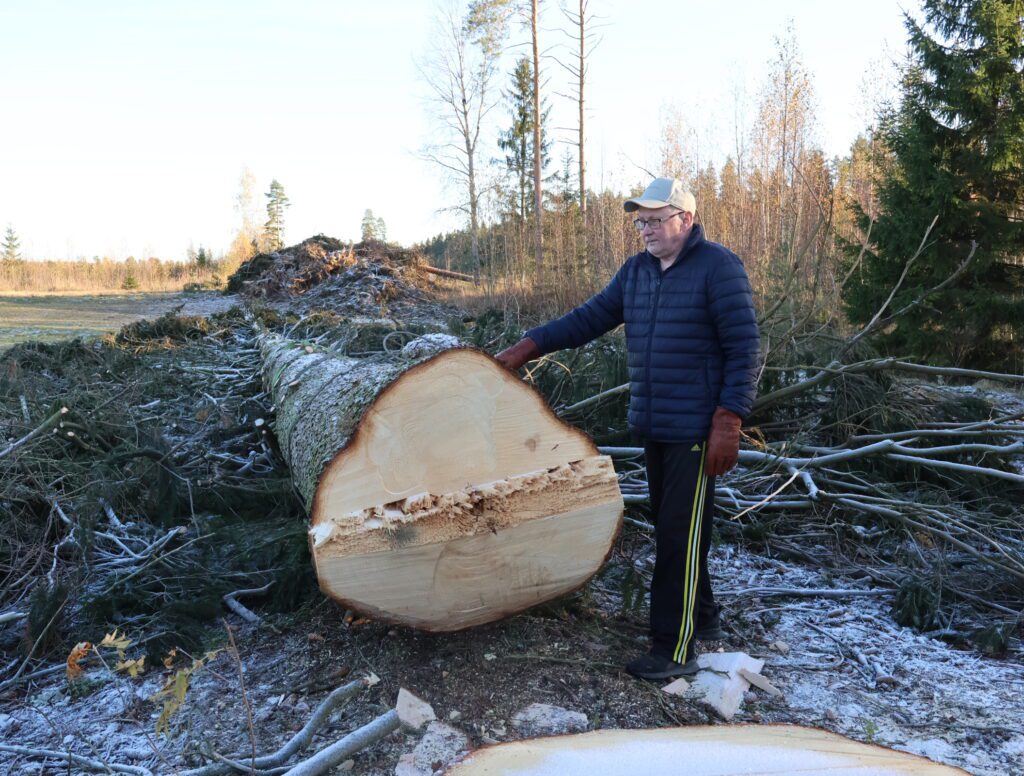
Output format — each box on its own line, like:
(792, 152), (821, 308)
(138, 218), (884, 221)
(443, 725), (968, 774)
(261, 333), (623, 630)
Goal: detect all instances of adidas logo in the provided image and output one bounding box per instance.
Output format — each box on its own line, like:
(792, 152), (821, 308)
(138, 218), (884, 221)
(691, 443), (701, 452)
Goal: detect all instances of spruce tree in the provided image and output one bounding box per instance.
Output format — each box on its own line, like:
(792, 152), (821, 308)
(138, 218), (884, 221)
(2, 224), (21, 263)
(842, 0), (1024, 369)
(497, 56), (551, 221)
(262, 180), (290, 251)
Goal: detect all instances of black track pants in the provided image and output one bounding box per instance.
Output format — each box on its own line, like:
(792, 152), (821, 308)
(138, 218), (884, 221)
(644, 439), (717, 663)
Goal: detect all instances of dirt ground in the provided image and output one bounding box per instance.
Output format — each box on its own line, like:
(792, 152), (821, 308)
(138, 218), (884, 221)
(2, 541), (1021, 775)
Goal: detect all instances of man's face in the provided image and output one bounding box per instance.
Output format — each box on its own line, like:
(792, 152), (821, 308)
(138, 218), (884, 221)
(635, 205), (693, 261)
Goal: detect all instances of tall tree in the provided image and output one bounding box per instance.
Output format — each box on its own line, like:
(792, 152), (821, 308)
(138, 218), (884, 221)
(530, 0), (544, 282)
(421, 3), (505, 278)
(2, 225), (21, 263)
(227, 166), (260, 264)
(556, 0), (600, 223)
(262, 180), (290, 252)
(498, 56), (551, 221)
(361, 209), (383, 242)
(842, 0), (1024, 369)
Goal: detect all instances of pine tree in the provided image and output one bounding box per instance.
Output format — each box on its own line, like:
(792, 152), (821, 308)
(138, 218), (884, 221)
(842, 0), (1024, 369)
(2, 225), (22, 263)
(262, 180), (290, 251)
(361, 209), (381, 242)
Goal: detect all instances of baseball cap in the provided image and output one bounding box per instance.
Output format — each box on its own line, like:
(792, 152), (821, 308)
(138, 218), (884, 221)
(623, 177), (696, 213)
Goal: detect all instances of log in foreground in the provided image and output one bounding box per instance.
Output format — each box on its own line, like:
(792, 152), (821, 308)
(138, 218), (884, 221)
(261, 333), (623, 630)
(443, 725), (968, 775)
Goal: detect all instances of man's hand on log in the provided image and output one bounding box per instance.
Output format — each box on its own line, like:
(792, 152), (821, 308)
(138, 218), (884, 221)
(707, 407), (742, 476)
(495, 337), (540, 371)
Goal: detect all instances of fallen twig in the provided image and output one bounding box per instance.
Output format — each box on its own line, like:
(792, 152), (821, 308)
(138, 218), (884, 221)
(0, 744), (153, 776)
(0, 406), (68, 461)
(180, 679), (370, 776)
(278, 710), (400, 776)
(223, 582), (276, 626)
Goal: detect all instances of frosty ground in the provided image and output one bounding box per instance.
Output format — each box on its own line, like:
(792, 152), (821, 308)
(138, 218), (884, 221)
(2, 542), (1021, 775)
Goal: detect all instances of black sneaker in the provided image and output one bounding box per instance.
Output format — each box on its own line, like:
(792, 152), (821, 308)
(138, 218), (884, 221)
(625, 652), (700, 680)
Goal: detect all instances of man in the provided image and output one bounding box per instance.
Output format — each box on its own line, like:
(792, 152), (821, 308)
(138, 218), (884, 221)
(496, 177), (760, 680)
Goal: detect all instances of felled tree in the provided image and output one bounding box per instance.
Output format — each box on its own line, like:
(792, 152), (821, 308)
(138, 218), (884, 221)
(260, 332), (622, 631)
(842, 0), (1024, 370)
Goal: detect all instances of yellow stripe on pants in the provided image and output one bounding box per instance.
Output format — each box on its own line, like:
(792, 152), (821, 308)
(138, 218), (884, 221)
(672, 444), (707, 663)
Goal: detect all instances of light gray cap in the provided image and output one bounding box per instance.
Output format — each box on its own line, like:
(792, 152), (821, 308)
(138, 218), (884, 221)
(623, 177), (696, 213)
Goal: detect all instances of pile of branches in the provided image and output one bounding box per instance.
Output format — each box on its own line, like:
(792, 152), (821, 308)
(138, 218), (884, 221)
(226, 235), (354, 298)
(0, 309), (310, 669)
(228, 237), (463, 326)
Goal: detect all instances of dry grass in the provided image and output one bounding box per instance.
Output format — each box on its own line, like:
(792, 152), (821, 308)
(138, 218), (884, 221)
(0, 257), (224, 294)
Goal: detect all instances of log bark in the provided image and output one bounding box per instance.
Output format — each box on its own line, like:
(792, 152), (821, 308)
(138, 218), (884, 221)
(260, 333), (622, 631)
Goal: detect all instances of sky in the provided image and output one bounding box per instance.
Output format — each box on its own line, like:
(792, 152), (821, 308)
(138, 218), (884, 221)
(0, 1), (914, 261)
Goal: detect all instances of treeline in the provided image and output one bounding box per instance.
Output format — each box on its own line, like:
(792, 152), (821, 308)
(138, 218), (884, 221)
(417, 0), (1023, 373)
(0, 256), (221, 294)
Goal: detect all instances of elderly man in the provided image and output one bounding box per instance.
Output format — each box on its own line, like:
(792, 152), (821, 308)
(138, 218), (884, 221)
(496, 177), (760, 679)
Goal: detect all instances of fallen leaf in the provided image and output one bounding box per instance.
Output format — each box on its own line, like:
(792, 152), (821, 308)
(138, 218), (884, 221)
(99, 629), (132, 659)
(66, 642), (92, 681)
(116, 656), (147, 679)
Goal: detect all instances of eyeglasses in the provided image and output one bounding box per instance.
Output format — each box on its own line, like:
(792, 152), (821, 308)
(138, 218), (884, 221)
(632, 211), (685, 231)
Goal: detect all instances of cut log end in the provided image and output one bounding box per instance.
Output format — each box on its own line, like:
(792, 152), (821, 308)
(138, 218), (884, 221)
(443, 725), (970, 775)
(307, 348), (623, 631)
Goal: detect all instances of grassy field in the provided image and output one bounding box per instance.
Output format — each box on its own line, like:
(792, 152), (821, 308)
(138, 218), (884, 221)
(0, 292), (238, 351)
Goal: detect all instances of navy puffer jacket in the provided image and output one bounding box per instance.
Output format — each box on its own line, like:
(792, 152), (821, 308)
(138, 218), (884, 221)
(526, 225), (760, 443)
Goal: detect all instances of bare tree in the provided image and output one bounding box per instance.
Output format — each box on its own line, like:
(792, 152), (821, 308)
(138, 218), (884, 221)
(420, 4), (503, 277)
(530, 0), (544, 283)
(554, 0), (603, 226)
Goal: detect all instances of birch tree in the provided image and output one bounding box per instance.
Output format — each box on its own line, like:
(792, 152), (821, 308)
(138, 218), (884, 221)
(421, 3), (504, 278)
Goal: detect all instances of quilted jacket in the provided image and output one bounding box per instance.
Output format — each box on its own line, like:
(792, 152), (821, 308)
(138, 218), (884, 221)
(526, 224), (760, 442)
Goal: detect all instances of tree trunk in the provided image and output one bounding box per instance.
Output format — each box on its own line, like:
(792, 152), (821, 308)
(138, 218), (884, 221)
(531, 0), (544, 286)
(578, 0), (587, 224)
(260, 333), (623, 631)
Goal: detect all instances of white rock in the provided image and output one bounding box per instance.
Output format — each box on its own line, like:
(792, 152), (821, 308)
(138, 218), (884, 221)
(511, 703), (588, 737)
(688, 671), (751, 721)
(769, 640), (790, 655)
(396, 688), (437, 730)
(661, 677), (691, 696)
(738, 667), (783, 697)
(394, 722), (471, 776)
(696, 651), (765, 678)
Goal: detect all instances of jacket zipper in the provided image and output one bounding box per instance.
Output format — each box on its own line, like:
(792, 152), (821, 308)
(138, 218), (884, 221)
(646, 267), (662, 437)
(643, 232), (698, 436)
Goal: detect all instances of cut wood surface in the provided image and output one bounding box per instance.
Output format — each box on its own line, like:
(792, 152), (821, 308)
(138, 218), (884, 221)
(261, 333), (623, 630)
(443, 725), (969, 775)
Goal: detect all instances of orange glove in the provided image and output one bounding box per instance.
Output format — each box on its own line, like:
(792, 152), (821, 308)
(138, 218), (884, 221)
(706, 407), (742, 476)
(495, 337), (540, 371)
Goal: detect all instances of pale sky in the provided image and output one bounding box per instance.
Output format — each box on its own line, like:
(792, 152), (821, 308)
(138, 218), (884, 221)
(0, 1), (912, 261)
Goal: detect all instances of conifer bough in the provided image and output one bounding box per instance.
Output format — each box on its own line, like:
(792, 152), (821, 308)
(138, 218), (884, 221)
(260, 332), (623, 630)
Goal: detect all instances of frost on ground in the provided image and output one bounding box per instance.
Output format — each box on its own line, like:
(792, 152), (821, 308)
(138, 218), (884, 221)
(707, 546), (1024, 776)
(2, 544), (1021, 776)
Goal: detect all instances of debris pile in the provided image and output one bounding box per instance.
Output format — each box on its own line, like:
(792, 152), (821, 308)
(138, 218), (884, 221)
(228, 236), (462, 325)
